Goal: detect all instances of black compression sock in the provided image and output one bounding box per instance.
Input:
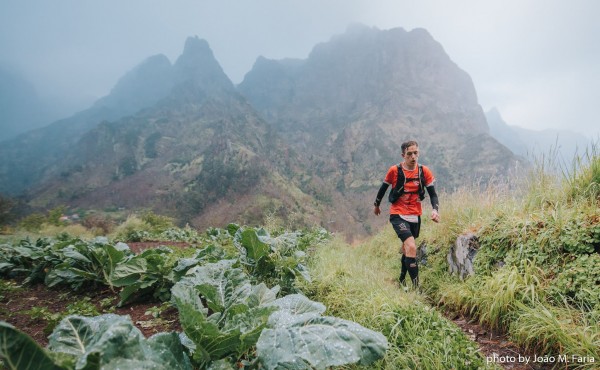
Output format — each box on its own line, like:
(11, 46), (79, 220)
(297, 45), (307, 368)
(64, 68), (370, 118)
(399, 254), (407, 284)
(405, 257), (419, 287)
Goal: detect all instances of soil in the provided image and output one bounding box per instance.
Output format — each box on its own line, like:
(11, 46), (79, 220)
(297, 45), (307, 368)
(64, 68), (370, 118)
(0, 281), (181, 346)
(0, 241), (186, 346)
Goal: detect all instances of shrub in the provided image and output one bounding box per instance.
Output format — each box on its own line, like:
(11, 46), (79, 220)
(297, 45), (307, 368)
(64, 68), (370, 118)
(47, 206), (67, 226)
(112, 215), (151, 242)
(141, 211), (174, 233)
(82, 214), (116, 235)
(19, 213), (46, 232)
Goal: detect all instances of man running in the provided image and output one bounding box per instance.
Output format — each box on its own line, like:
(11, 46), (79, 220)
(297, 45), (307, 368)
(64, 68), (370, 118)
(373, 140), (440, 287)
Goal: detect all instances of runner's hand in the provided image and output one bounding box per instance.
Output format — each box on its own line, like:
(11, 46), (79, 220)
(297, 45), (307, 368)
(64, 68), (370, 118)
(431, 209), (440, 223)
(374, 206), (381, 216)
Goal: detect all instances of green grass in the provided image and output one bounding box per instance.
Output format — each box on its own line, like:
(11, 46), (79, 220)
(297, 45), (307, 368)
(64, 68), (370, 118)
(438, 262), (545, 331)
(303, 235), (498, 370)
(510, 301), (600, 367)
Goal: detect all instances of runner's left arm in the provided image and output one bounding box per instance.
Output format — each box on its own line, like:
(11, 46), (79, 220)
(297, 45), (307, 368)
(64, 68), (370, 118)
(426, 185), (439, 211)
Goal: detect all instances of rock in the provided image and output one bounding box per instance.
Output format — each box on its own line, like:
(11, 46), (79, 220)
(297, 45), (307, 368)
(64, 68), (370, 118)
(447, 233), (479, 279)
(417, 241), (428, 265)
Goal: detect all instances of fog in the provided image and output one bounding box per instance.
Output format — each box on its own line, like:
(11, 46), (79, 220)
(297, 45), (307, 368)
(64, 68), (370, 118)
(1, 0), (599, 138)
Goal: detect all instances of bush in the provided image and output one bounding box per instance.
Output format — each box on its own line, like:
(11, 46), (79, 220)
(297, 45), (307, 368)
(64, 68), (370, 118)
(19, 213), (46, 232)
(47, 206), (67, 226)
(112, 215), (151, 242)
(82, 214), (116, 235)
(141, 211), (174, 233)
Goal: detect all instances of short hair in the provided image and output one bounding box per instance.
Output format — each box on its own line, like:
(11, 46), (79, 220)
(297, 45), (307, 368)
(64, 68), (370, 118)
(401, 140), (419, 154)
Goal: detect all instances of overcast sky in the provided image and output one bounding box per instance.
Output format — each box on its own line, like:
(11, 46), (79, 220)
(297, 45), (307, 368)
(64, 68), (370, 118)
(1, 0), (598, 138)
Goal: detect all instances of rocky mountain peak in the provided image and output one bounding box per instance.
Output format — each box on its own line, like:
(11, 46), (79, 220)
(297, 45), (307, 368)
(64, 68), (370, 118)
(240, 24), (486, 135)
(173, 36), (234, 92)
(239, 25), (517, 200)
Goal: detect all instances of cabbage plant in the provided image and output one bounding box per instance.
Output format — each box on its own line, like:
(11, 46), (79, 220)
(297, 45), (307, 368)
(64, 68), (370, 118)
(171, 260), (388, 369)
(0, 315), (192, 370)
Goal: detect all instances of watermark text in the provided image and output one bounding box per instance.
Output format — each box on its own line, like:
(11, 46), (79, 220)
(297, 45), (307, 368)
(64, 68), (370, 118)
(486, 353), (596, 365)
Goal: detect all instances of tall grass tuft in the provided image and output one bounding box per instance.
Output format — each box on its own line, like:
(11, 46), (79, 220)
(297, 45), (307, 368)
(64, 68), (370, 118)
(522, 146), (565, 211)
(510, 301), (600, 367)
(563, 142), (600, 202)
(437, 277), (478, 316)
(470, 262), (545, 331)
(424, 178), (518, 249)
(437, 262), (545, 332)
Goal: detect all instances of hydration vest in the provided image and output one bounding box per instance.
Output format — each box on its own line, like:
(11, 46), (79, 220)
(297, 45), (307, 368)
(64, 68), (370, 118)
(388, 164), (426, 203)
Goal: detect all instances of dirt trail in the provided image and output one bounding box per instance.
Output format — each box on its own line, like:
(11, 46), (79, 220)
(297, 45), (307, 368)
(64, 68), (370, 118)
(449, 314), (554, 370)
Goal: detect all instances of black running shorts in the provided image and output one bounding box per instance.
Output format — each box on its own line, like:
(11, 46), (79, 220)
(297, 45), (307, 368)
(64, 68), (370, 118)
(389, 214), (421, 241)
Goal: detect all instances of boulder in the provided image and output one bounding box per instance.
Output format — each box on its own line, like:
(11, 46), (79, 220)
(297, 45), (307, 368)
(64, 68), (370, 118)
(447, 233), (479, 279)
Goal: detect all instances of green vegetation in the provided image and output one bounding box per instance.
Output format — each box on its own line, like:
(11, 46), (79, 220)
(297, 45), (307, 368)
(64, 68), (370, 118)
(419, 148), (600, 368)
(2, 209), (180, 243)
(1, 148), (598, 369)
(0, 279), (19, 294)
(21, 297), (101, 336)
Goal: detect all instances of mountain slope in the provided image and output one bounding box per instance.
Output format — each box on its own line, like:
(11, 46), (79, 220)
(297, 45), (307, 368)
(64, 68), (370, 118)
(0, 53), (178, 196)
(5, 27), (523, 240)
(486, 107), (591, 162)
(239, 25), (520, 236)
(25, 37), (328, 231)
(239, 25), (516, 189)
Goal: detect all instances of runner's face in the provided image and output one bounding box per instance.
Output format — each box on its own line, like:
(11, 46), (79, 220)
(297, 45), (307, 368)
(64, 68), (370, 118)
(402, 145), (419, 167)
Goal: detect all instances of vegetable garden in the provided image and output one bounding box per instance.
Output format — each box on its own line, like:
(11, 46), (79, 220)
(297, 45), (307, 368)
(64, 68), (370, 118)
(0, 225), (389, 369)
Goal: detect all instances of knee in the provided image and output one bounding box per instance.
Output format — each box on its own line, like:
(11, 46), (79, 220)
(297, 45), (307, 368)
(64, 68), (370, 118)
(403, 239), (417, 257)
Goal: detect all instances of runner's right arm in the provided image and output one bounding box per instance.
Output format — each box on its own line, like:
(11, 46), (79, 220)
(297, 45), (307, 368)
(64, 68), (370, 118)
(374, 182), (390, 207)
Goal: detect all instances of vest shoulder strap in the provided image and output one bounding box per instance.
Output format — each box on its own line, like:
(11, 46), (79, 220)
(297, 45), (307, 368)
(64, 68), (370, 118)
(395, 164), (405, 190)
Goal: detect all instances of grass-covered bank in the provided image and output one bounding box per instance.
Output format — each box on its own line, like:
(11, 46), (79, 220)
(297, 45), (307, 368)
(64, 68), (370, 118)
(303, 231), (498, 369)
(417, 150), (600, 369)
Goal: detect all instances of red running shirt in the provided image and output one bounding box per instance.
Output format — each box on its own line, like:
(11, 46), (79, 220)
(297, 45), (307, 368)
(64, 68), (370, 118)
(384, 164), (435, 216)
